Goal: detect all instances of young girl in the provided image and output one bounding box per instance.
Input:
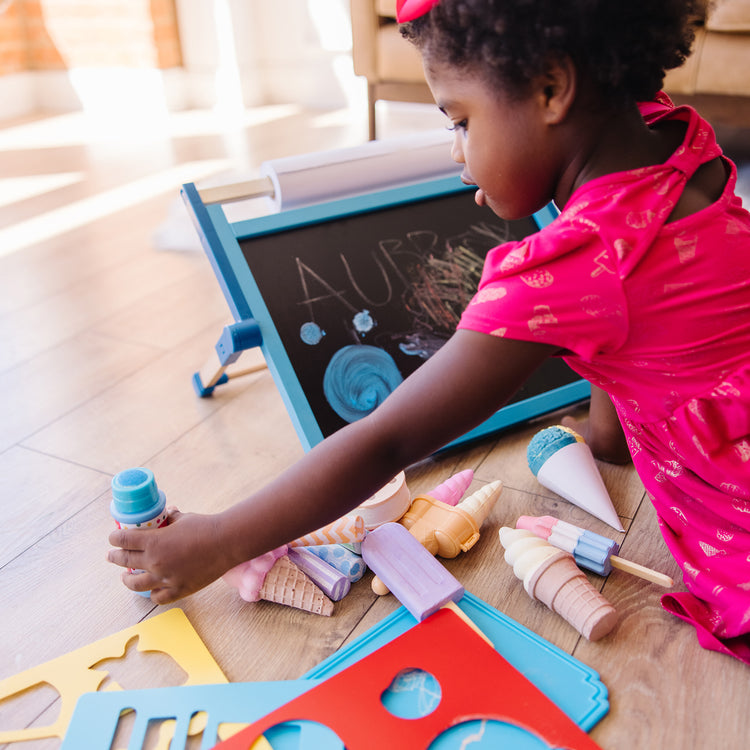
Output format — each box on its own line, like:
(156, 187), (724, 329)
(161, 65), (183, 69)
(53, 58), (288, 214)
(109, 0), (750, 663)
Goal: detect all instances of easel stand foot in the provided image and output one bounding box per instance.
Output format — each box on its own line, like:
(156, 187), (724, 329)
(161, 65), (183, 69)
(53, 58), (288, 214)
(193, 320), (265, 397)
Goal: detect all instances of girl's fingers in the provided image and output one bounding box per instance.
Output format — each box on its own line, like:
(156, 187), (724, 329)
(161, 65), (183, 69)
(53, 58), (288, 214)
(108, 528), (148, 550)
(108, 547), (145, 570)
(122, 569), (158, 593)
(108, 508), (180, 552)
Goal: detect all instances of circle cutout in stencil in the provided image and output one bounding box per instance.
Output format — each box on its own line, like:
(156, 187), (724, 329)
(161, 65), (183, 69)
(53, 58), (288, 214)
(380, 667), (442, 719)
(427, 719), (552, 748)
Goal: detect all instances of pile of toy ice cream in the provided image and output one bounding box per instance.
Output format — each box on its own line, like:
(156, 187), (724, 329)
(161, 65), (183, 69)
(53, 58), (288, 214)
(224, 425), (673, 641)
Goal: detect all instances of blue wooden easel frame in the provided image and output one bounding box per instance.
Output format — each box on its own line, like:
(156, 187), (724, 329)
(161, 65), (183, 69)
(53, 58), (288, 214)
(181, 175), (589, 452)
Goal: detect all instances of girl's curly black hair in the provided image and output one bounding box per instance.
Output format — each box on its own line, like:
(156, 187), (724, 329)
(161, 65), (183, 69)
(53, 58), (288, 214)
(401, 0), (708, 104)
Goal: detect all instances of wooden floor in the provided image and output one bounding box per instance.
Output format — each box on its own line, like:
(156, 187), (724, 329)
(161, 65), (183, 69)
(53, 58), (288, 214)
(1, 101), (748, 750)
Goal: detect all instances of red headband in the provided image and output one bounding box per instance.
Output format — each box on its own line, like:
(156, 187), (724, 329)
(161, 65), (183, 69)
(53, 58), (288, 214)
(396, 0), (441, 23)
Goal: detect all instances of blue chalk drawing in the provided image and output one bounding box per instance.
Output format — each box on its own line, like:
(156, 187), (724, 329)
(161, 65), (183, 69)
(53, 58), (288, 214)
(398, 331), (447, 359)
(353, 309), (375, 335)
(323, 345), (403, 423)
(300, 321), (325, 345)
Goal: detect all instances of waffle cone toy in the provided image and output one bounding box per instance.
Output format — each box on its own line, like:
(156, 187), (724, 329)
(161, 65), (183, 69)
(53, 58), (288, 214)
(260, 555), (334, 616)
(223, 547), (334, 616)
(499, 527), (617, 641)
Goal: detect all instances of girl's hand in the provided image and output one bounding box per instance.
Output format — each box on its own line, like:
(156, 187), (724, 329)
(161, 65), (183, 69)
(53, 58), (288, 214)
(107, 508), (236, 604)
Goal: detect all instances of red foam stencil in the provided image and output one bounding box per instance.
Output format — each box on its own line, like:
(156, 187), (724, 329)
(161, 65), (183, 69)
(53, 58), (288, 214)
(212, 607), (602, 749)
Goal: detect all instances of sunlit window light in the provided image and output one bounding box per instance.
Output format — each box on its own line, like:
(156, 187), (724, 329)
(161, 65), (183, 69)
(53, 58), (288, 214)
(0, 159), (232, 259)
(0, 173), (83, 210)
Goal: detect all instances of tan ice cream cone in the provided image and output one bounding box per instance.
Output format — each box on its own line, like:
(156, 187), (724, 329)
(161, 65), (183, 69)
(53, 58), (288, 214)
(526, 550), (617, 641)
(259, 555), (334, 616)
(499, 526), (616, 641)
(456, 480), (503, 527)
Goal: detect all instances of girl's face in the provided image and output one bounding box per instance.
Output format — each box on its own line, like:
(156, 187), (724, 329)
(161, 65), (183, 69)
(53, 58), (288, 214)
(425, 59), (560, 220)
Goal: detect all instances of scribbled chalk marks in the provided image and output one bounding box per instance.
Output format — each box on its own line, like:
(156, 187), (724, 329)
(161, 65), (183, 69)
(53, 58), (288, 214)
(294, 222), (503, 349)
(295, 219), (511, 419)
(402, 244), (486, 336)
(323, 345), (403, 422)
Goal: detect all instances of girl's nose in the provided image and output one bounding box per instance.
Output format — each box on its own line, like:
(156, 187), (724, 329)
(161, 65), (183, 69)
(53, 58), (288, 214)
(450, 132), (465, 164)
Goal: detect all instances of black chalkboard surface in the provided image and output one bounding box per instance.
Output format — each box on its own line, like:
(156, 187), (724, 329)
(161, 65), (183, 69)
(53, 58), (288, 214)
(183, 175), (588, 451)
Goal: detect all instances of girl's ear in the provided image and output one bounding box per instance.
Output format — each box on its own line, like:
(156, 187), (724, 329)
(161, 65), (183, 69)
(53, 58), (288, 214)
(538, 55), (577, 125)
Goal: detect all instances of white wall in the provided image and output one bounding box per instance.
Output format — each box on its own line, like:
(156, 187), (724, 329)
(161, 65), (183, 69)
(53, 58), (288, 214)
(176, 0), (361, 110)
(0, 0), (362, 120)
(253, 0), (361, 109)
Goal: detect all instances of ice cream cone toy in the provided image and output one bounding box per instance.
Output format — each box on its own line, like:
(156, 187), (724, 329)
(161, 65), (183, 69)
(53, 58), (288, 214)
(223, 547), (334, 616)
(353, 472), (411, 529)
(517, 514), (674, 587)
(371, 480), (503, 596)
(289, 514), (366, 547)
(424, 468), (474, 506)
(527, 426), (624, 532)
(499, 527), (618, 641)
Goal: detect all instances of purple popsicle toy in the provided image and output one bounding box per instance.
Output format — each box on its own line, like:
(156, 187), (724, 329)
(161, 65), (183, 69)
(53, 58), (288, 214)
(361, 522), (464, 621)
(517, 515), (674, 587)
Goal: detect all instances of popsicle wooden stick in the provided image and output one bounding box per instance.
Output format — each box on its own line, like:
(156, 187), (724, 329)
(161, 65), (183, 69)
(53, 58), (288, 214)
(442, 600), (494, 647)
(609, 555), (674, 587)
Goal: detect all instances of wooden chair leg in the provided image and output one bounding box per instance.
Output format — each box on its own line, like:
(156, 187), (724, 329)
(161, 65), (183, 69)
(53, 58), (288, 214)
(368, 83), (377, 140)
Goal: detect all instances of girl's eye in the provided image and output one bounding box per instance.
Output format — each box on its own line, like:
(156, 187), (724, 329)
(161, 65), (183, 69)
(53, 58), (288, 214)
(448, 119), (468, 133)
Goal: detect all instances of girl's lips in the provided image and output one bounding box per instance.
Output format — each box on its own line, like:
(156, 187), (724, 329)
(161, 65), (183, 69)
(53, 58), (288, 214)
(461, 174), (486, 207)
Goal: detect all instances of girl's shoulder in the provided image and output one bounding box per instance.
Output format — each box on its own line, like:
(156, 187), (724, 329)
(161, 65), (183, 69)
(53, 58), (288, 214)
(480, 204), (616, 282)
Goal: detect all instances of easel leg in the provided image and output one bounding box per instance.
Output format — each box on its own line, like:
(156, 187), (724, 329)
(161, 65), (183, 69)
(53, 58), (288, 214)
(193, 320), (264, 397)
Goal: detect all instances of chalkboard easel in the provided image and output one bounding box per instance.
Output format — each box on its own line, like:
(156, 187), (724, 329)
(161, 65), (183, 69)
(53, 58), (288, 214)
(181, 175), (589, 452)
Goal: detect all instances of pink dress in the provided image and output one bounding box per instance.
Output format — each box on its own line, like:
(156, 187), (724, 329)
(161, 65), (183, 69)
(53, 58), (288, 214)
(458, 94), (750, 663)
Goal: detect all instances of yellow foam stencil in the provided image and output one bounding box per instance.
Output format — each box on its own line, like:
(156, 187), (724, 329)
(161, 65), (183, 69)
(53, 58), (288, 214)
(0, 607), (227, 745)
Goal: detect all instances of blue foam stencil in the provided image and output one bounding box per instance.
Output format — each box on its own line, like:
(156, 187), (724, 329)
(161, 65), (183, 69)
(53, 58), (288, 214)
(62, 680), (328, 750)
(63, 593), (607, 749)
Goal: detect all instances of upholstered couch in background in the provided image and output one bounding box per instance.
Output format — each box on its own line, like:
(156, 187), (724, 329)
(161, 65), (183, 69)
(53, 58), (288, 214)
(351, 0), (750, 141)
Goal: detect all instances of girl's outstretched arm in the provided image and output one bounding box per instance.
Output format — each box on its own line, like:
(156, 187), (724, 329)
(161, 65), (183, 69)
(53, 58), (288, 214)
(108, 330), (557, 603)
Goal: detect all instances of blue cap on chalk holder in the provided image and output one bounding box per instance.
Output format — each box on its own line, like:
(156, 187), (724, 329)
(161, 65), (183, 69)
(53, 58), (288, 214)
(111, 468), (160, 514)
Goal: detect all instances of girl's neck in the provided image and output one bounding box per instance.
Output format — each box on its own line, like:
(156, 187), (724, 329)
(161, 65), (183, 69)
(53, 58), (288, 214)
(554, 100), (682, 208)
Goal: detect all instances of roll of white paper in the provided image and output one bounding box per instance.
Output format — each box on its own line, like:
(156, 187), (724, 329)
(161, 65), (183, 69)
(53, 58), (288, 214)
(260, 128), (460, 212)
